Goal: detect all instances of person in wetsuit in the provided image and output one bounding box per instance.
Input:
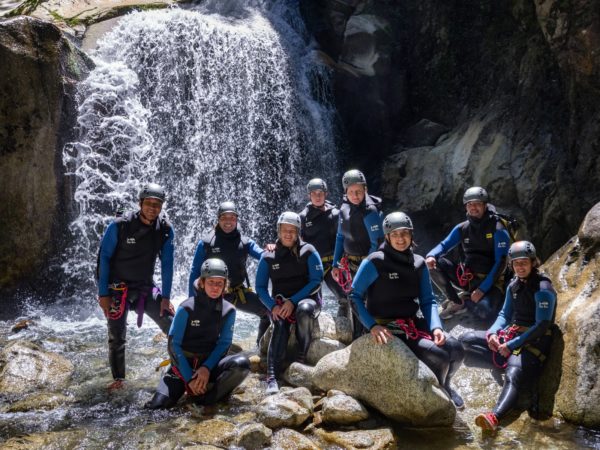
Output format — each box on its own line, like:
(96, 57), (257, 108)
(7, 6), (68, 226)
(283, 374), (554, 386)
(97, 183), (175, 391)
(459, 241), (557, 431)
(299, 178), (348, 317)
(331, 169), (384, 338)
(426, 186), (510, 321)
(349, 211), (465, 409)
(256, 211), (323, 394)
(145, 258), (250, 409)
(189, 201), (270, 346)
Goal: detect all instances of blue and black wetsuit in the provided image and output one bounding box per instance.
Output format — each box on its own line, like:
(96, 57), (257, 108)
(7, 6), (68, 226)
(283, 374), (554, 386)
(189, 225), (270, 345)
(97, 210), (174, 380)
(460, 272), (557, 420)
(256, 241), (323, 380)
(299, 200), (346, 306)
(426, 208), (510, 320)
(350, 242), (465, 404)
(146, 292), (250, 408)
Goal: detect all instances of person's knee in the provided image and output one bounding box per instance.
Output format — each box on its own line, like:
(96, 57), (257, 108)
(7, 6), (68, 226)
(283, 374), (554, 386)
(230, 355), (251, 373)
(444, 335), (465, 360)
(459, 331), (481, 347)
(296, 300), (317, 319)
(505, 365), (523, 385)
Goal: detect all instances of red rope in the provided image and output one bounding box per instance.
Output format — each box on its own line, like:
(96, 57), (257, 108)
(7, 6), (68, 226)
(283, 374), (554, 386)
(336, 256), (353, 294)
(492, 325), (519, 369)
(456, 263), (474, 288)
(275, 295), (296, 323)
(107, 283), (128, 320)
(394, 318), (432, 341)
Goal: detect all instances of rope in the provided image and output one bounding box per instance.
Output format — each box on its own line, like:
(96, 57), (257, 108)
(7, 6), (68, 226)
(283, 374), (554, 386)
(393, 318), (432, 341)
(456, 263), (474, 288)
(275, 295), (296, 323)
(107, 283), (128, 320)
(336, 256), (353, 294)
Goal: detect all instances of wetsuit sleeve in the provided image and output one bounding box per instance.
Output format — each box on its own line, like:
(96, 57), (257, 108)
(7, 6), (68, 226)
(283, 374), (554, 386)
(188, 242), (206, 297)
(246, 239), (264, 261)
(363, 210), (384, 254)
(419, 266), (443, 332)
(477, 227), (510, 293)
(333, 217), (344, 267)
(506, 284), (556, 350)
(348, 259), (379, 330)
(289, 251), (324, 305)
(168, 306), (193, 382)
(426, 224), (462, 259)
(487, 288), (512, 336)
(159, 227), (175, 298)
(256, 257), (275, 310)
(202, 310), (235, 371)
(98, 222), (119, 296)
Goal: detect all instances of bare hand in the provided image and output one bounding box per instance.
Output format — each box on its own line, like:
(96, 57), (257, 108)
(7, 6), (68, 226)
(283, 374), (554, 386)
(278, 300), (294, 319)
(487, 334), (500, 352)
(471, 288), (484, 303)
(432, 328), (446, 346)
(189, 366), (210, 395)
(497, 343), (511, 358)
(425, 256), (437, 270)
(264, 243), (276, 252)
(370, 325), (393, 345)
(160, 298), (174, 317)
(98, 296), (112, 317)
(332, 267), (340, 282)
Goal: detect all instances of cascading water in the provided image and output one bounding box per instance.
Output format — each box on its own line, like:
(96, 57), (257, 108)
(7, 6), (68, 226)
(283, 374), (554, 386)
(62, 0), (340, 307)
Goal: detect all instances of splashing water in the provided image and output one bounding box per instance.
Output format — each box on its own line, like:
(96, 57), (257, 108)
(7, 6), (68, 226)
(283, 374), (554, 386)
(62, 1), (339, 304)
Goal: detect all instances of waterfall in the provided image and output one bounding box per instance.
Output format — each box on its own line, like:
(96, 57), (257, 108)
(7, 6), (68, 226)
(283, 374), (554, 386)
(62, 1), (339, 301)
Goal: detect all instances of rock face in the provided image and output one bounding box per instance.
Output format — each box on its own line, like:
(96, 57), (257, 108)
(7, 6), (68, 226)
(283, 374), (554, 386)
(0, 16), (91, 295)
(540, 202), (600, 427)
(301, 0), (600, 259)
(0, 340), (74, 395)
(311, 335), (455, 426)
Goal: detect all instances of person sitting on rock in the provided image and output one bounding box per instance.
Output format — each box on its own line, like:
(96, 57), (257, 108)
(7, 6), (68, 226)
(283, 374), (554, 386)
(97, 183), (175, 391)
(189, 201), (271, 347)
(425, 186), (510, 321)
(256, 211), (324, 394)
(459, 241), (557, 432)
(349, 212), (466, 409)
(299, 178), (349, 318)
(331, 169), (384, 339)
(145, 258), (250, 409)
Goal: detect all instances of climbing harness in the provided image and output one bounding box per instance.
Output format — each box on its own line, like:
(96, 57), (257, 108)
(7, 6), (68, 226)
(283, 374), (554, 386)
(336, 256), (353, 293)
(388, 318), (432, 341)
(456, 263), (474, 288)
(492, 325), (551, 369)
(106, 283), (128, 320)
(274, 295), (296, 323)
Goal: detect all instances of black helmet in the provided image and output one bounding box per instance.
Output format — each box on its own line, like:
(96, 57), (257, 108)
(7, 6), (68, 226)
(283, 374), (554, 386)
(218, 201), (238, 217)
(139, 183), (166, 202)
(200, 258), (229, 279)
(342, 169), (367, 190)
(307, 178), (328, 193)
(508, 241), (536, 261)
(383, 212), (413, 235)
(277, 211), (301, 230)
(463, 186), (489, 204)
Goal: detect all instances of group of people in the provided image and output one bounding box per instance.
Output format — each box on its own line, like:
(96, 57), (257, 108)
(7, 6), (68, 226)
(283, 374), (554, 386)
(97, 171), (557, 432)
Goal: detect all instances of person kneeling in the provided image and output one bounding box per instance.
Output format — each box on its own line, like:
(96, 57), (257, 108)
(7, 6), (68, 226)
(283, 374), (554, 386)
(460, 241), (557, 432)
(146, 259), (250, 409)
(350, 212), (465, 409)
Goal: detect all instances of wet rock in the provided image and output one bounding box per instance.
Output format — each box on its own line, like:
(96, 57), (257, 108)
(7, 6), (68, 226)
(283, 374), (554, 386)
(256, 387), (313, 428)
(180, 418), (236, 447)
(312, 335), (455, 426)
(313, 427), (396, 450)
(577, 202), (600, 247)
(307, 338), (346, 365)
(234, 422), (272, 449)
(229, 373), (265, 406)
(283, 362), (316, 391)
(1, 430), (86, 449)
(0, 16), (92, 294)
(321, 390), (369, 425)
(11, 319), (34, 333)
(6, 392), (75, 412)
(0, 340), (74, 395)
(400, 119), (450, 148)
(272, 428), (320, 450)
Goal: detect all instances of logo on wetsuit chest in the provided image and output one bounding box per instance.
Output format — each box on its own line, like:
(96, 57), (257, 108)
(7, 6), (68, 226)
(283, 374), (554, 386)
(464, 238), (470, 244)
(370, 225), (380, 231)
(388, 273), (399, 279)
(272, 264), (280, 270)
(212, 247), (221, 253)
(126, 237), (136, 244)
(306, 221), (313, 227)
(539, 301), (549, 309)
(191, 319), (201, 327)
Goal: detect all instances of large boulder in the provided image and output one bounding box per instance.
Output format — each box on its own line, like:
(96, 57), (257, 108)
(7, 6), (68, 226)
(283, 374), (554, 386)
(256, 387), (314, 429)
(311, 335), (455, 426)
(0, 16), (91, 294)
(0, 340), (74, 395)
(540, 202), (600, 427)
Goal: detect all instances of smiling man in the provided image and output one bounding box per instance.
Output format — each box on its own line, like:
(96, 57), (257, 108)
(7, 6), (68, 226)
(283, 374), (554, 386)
(425, 186), (510, 321)
(97, 183), (175, 391)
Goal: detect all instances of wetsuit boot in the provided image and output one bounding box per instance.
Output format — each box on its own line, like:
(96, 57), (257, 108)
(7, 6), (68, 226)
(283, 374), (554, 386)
(144, 392), (177, 409)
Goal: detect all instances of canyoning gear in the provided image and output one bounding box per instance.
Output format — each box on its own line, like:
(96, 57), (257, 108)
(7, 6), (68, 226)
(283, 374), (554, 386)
(307, 178), (328, 193)
(336, 256), (354, 294)
(277, 211), (301, 230)
(386, 318), (432, 341)
(200, 258), (229, 279)
(299, 201), (338, 258)
(382, 212), (413, 234)
(508, 241), (536, 261)
(139, 183), (166, 202)
(105, 282), (128, 320)
(446, 385), (465, 409)
(463, 186), (489, 204)
(475, 412), (498, 431)
(342, 169), (367, 190)
(217, 201), (238, 217)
